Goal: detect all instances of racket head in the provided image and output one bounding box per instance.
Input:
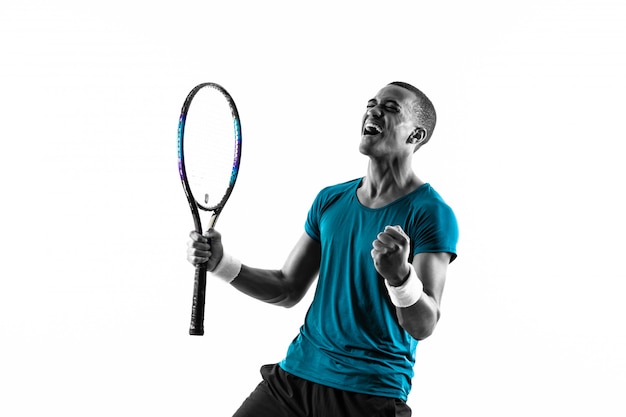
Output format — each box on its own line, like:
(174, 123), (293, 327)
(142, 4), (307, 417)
(177, 82), (242, 232)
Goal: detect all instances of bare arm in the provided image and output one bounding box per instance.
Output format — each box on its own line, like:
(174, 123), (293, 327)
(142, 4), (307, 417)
(371, 225), (451, 340)
(188, 230), (320, 308)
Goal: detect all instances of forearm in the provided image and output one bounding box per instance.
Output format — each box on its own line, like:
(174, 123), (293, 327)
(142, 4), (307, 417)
(226, 234), (320, 307)
(395, 294), (440, 340)
(190, 231), (319, 307)
(229, 265), (303, 308)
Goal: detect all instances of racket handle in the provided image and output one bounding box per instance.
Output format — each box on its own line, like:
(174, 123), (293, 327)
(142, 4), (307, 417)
(189, 263), (208, 336)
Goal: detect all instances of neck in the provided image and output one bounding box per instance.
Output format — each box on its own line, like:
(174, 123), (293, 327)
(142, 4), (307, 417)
(358, 158), (423, 208)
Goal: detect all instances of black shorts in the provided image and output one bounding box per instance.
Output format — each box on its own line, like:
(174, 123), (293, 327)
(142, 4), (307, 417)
(232, 364), (412, 417)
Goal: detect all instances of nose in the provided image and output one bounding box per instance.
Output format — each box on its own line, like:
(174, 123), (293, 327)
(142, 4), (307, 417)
(367, 105), (383, 118)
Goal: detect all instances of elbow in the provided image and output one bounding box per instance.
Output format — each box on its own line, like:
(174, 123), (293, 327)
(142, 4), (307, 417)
(412, 326), (435, 341)
(272, 269), (314, 308)
(276, 290), (306, 308)
(262, 292), (301, 308)
(277, 299), (299, 308)
(400, 309), (441, 341)
(270, 296), (298, 308)
(405, 322), (436, 341)
(268, 279), (306, 308)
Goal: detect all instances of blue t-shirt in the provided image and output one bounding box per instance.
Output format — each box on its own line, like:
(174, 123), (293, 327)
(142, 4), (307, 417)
(279, 178), (458, 401)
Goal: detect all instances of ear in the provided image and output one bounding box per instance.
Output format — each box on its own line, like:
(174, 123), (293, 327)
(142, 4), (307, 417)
(408, 127), (427, 145)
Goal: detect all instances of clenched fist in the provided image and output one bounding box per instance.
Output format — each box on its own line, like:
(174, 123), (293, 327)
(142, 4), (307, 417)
(371, 225), (411, 286)
(187, 228), (224, 272)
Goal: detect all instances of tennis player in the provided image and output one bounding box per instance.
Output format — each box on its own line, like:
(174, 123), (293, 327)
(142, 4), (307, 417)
(187, 81), (459, 417)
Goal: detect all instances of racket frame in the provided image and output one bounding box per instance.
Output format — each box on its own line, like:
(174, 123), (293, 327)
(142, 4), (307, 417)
(177, 82), (242, 336)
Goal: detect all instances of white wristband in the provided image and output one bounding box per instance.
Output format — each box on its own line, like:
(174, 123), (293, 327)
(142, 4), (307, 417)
(385, 265), (423, 308)
(210, 252), (242, 284)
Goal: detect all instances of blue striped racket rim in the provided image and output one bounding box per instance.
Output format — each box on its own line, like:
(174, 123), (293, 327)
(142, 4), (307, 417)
(177, 82), (242, 216)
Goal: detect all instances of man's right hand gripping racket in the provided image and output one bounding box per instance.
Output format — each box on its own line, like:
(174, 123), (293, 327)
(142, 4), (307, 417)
(177, 83), (242, 336)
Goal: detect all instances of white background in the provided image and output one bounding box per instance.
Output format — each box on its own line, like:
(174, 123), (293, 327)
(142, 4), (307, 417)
(2, 0), (625, 415)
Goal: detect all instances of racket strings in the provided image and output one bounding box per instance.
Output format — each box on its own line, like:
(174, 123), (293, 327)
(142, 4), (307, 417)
(183, 87), (239, 210)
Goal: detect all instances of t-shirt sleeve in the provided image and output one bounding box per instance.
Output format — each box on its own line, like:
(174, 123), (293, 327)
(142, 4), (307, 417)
(412, 201), (459, 262)
(304, 191), (323, 241)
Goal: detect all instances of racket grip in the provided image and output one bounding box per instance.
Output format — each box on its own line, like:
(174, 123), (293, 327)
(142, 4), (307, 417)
(189, 263), (208, 336)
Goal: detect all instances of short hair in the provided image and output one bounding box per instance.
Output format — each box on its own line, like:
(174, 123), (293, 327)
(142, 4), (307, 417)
(389, 81), (437, 143)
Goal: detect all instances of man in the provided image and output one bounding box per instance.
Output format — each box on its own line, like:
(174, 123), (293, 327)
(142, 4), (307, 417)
(187, 82), (459, 416)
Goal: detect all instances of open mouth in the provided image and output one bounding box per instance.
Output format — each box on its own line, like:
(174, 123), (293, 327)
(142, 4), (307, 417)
(363, 122), (383, 136)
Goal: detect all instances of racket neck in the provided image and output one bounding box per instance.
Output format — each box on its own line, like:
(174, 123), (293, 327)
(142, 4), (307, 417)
(207, 211), (221, 231)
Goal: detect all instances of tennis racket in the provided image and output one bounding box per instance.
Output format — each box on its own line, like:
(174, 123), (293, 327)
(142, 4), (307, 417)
(177, 82), (242, 336)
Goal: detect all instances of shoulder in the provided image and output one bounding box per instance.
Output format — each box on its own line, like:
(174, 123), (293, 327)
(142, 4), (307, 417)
(318, 178), (361, 196)
(306, 179), (361, 237)
(407, 184), (455, 214)
(313, 178), (361, 205)
(406, 184), (459, 240)
(406, 185), (459, 262)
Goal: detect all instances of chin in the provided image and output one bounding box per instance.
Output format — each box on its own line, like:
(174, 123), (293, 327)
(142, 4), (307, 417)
(358, 140), (370, 156)
(359, 136), (379, 156)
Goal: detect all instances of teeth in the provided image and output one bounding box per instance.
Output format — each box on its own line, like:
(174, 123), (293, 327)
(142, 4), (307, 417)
(364, 123), (382, 134)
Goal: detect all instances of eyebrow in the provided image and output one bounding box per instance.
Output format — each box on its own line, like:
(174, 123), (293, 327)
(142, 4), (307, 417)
(368, 98), (400, 105)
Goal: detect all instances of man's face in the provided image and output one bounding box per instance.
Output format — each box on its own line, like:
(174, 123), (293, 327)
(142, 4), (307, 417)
(359, 84), (419, 158)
